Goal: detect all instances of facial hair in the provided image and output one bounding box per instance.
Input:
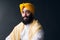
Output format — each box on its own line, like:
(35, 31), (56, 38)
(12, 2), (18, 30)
(22, 13), (34, 25)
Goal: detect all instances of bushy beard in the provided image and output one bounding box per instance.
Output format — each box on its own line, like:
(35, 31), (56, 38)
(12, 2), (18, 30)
(22, 13), (34, 25)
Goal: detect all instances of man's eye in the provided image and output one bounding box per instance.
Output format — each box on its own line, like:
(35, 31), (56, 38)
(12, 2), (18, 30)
(26, 10), (30, 13)
(22, 11), (24, 13)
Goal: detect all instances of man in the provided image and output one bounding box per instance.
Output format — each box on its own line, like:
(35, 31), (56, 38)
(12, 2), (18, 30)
(5, 3), (44, 40)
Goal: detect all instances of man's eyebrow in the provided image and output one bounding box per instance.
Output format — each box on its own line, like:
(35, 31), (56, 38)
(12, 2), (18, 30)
(22, 6), (25, 10)
(26, 10), (29, 11)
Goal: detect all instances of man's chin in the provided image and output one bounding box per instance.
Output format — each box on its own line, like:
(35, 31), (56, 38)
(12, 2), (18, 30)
(22, 18), (34, 25)
(22, 20), (29, 25)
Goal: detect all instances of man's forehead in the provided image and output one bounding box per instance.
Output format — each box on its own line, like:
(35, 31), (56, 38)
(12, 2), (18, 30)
(22, 8), (29, 12)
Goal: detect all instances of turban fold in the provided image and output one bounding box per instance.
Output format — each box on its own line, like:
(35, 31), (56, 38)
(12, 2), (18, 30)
(19, 3), (35, 14)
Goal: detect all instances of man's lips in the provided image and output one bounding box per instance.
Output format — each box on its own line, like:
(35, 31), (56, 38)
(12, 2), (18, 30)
(23, 17), (27, 20)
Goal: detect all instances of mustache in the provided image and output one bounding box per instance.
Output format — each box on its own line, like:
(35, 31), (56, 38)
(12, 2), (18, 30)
(23, 16), (29, 18)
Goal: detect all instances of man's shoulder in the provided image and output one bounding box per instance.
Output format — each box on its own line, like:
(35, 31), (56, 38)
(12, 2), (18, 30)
(14, 22), (24, 29)
(34, 19), (41, 25)
(16, 22), (23, 26)
(33, 19), (42, 29)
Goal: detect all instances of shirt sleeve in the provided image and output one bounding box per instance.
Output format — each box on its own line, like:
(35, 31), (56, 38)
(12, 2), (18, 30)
(32, 29), (44, 40)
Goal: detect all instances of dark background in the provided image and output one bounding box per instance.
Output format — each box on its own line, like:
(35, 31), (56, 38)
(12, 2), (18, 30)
(0, 0), (57, 40)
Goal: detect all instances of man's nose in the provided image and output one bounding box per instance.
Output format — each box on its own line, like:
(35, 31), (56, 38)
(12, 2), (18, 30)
(24, 13), (27, 16)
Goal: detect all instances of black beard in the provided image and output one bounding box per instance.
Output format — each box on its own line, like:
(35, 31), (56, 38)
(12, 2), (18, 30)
(22, 13), (34, 25)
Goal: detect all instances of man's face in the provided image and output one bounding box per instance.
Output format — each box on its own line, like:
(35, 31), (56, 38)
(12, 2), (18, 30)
(21, 8), (31, 21)
(21, 8), (34, 24)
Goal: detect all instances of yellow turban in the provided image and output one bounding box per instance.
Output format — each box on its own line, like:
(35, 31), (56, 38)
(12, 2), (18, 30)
(19, 3), (35, 14)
